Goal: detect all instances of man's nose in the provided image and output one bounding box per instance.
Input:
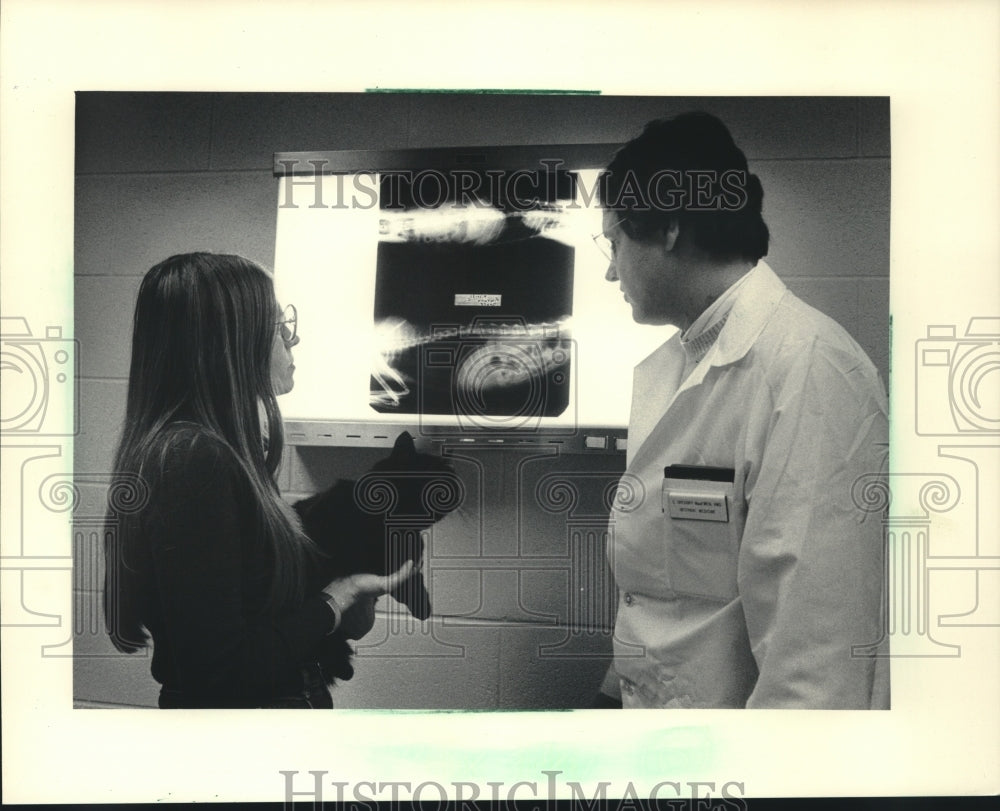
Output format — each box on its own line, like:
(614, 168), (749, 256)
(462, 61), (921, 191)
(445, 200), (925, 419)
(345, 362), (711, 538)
(604, 260), (618, 283)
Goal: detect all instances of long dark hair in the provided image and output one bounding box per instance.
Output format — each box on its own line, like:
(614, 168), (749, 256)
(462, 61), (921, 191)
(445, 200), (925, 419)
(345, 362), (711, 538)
(104, 252), (315, 653)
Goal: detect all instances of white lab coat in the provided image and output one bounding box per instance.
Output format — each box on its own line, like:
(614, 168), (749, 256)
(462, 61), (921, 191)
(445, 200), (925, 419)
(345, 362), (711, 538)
(607, 262), (889, 709)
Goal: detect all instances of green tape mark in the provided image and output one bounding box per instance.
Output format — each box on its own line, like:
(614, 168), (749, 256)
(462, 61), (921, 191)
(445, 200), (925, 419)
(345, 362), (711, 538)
(368, 724), (715, 785)
(365, 88), (601, 95)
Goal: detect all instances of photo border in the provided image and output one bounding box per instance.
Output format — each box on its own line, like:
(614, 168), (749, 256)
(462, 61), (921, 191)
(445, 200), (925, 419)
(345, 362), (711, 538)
(2, 0), (998, 804)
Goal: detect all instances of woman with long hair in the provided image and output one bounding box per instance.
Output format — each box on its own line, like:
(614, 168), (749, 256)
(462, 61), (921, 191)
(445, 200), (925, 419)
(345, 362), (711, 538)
(103, 252), (412, 708)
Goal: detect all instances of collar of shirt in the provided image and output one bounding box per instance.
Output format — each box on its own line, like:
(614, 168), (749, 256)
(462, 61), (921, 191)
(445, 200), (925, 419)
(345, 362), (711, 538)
(625, 261), (787, 470)
(637, 260), (788, 394)
(711, 260), (787, 367)
(678, 268), (753, 363)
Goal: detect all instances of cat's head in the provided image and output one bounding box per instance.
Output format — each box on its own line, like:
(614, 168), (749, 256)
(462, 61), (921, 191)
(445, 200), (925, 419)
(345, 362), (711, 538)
(358, 432), (464, 522)
(371, 431), (451, 472)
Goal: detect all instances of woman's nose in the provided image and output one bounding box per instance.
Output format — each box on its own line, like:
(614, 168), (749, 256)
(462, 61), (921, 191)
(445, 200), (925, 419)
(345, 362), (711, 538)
(289, 334), (300, 348)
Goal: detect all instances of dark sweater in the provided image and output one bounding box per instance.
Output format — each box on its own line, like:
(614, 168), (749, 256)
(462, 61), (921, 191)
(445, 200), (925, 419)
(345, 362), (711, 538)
(134, 424), (340, 707)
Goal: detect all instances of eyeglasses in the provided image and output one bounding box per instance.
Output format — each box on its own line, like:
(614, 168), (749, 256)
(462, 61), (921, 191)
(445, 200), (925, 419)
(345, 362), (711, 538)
(276, 303), (297, 344)
(592, 216), (627, 262)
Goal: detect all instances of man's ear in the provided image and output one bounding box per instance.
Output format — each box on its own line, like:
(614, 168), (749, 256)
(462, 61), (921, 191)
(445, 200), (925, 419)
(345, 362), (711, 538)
(662, 219), (680, 253)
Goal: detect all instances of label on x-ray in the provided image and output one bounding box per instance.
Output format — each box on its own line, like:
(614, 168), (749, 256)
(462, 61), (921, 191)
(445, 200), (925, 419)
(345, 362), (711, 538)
(455, 293), (501, 307)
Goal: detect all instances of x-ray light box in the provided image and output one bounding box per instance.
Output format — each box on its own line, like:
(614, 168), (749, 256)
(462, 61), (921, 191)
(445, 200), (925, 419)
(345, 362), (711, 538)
(272, 145), (669, 448)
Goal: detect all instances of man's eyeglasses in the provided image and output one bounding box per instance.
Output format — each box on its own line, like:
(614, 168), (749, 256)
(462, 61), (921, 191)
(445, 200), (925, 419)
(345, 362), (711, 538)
(276, 303), (297, 344)
(592, 217), (627, 262)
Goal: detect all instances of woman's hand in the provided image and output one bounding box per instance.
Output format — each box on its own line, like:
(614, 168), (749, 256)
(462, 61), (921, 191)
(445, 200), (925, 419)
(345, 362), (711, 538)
(321, 560), (417, 639)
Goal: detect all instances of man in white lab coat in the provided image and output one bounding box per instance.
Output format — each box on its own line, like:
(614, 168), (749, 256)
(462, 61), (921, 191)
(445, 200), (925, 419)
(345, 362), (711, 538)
(596, 112), (889, 709)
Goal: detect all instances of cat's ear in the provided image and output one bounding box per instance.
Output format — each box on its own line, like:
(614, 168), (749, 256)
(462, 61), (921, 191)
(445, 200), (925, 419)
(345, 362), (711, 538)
(390, 430), (416, 458)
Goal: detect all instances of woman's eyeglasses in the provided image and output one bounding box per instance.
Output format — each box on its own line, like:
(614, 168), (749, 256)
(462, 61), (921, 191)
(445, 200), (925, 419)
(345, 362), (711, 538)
(276, 303), (297, 344)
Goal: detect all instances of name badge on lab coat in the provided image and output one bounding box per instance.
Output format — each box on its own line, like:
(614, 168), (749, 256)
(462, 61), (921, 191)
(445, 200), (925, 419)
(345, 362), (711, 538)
(662, 465), (735, 523)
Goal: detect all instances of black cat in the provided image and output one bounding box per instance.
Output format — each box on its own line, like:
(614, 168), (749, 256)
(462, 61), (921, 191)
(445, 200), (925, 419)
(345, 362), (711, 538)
(293, 431), (463, 681)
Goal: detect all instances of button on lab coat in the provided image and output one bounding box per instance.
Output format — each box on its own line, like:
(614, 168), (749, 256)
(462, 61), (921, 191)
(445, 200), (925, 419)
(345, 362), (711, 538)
(608, 262), (889, 709)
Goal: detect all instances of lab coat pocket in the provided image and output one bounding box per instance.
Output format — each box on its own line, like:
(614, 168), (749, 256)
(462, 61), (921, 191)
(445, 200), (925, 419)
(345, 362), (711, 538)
(661, 468), (741, 601)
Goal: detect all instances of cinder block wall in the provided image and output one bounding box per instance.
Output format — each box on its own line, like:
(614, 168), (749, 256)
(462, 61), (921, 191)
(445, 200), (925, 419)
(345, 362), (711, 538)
(73, 93), (890, 708)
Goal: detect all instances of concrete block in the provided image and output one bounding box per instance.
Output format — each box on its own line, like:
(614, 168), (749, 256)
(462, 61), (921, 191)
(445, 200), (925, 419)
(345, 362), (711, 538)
(74, 275), (141, 378)
(75, 379), (127, 478)
(758, 158), (890, 280)
(334, 615), (501, 709)
(286, 445), (388, 493)
(75, 92), (213, 174)
(857, 277), (891, 385)
(783, 277), (860, 341)
(406, 95), (859, 160)
(210, 93), (411, 170)
(858, 97), (891, 157)
(73, 626), (158, 708)
(74, 171), (277, 277)
(497, 623), (613, 709)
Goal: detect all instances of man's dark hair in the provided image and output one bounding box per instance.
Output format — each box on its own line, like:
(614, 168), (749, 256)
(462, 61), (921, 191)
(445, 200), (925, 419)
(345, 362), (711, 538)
(599, 111), (769, 263)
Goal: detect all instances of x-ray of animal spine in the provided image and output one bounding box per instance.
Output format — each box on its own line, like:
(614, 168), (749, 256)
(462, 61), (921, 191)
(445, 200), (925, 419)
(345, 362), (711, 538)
(370, 204), (574, 419)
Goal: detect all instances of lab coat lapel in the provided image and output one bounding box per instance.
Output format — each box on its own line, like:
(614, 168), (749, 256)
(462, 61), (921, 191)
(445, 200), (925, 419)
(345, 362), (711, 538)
(625, 335), (685, 468)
